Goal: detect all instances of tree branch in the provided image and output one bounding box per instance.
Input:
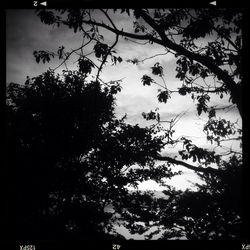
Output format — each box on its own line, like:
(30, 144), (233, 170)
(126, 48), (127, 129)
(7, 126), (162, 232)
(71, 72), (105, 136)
(154, 154), (224, 176)
(77, 19), (164, 45)
(140, 52), (171, 63)
(136, 10), (242, 117)
(95, 33), (119, 81)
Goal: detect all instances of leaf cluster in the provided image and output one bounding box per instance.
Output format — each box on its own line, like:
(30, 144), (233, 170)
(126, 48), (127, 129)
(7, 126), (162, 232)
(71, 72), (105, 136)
(183, 18), (214, 39)
(157, 90), (171, 103)
(94, 42), (109, 59)
(179, 137), (220, 165)
(78, 58), (95, 75)
(151, 62), (163, 76)
(33, 50), (55, 64)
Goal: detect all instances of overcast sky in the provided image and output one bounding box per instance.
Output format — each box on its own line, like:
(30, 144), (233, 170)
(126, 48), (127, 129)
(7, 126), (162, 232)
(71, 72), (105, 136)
(6, 9), (242, 191)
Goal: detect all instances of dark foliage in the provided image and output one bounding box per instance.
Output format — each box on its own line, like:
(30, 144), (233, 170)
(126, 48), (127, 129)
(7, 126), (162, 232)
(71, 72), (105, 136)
(6, 71), (166, 240)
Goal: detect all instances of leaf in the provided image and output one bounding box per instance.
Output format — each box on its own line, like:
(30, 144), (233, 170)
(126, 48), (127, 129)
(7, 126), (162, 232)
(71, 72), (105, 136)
(141, 75), (153, 86)
(178, 86), (190, 96)
(208, 109), (216, 119)
(135, 27), (140, 33)
(117, 56), (123, 63)
(151, 62), (163, 76)
(157, 90), (170, 103)
(57, 46), (65, 59)
(94, 42), (109, 59)
(37, 10), (56, 25)
(133, 9), (141, 19)
(78, 58), (95, 74)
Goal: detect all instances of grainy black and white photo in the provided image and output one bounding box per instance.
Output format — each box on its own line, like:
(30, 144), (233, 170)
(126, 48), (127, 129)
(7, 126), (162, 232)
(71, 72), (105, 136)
(6, 8), (243, 241)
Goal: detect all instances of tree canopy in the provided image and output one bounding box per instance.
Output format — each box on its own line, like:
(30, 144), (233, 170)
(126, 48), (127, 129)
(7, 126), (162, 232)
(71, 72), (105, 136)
(6, 8), (243, 240)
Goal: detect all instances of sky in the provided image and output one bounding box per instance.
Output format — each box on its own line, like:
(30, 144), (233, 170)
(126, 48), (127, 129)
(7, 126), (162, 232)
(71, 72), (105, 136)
(6, 9), (242, 193)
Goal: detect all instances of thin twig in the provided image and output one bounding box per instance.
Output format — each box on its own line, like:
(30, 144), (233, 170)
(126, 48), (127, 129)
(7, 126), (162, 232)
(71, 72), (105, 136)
(96, 33), (120, 81)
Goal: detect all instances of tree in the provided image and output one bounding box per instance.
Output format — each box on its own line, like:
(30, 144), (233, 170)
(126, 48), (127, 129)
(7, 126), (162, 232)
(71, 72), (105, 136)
(7, 8), (243, 240)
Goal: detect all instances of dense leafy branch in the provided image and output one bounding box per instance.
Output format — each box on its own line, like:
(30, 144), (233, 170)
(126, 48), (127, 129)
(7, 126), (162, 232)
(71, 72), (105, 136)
(154, 154), (224, 176)
(135, 9), (242, 116)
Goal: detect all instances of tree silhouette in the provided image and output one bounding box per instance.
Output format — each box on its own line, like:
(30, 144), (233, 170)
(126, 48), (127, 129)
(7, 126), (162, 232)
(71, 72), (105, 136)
(7, 70), (173, 239)
(6, 8), (243, 240)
